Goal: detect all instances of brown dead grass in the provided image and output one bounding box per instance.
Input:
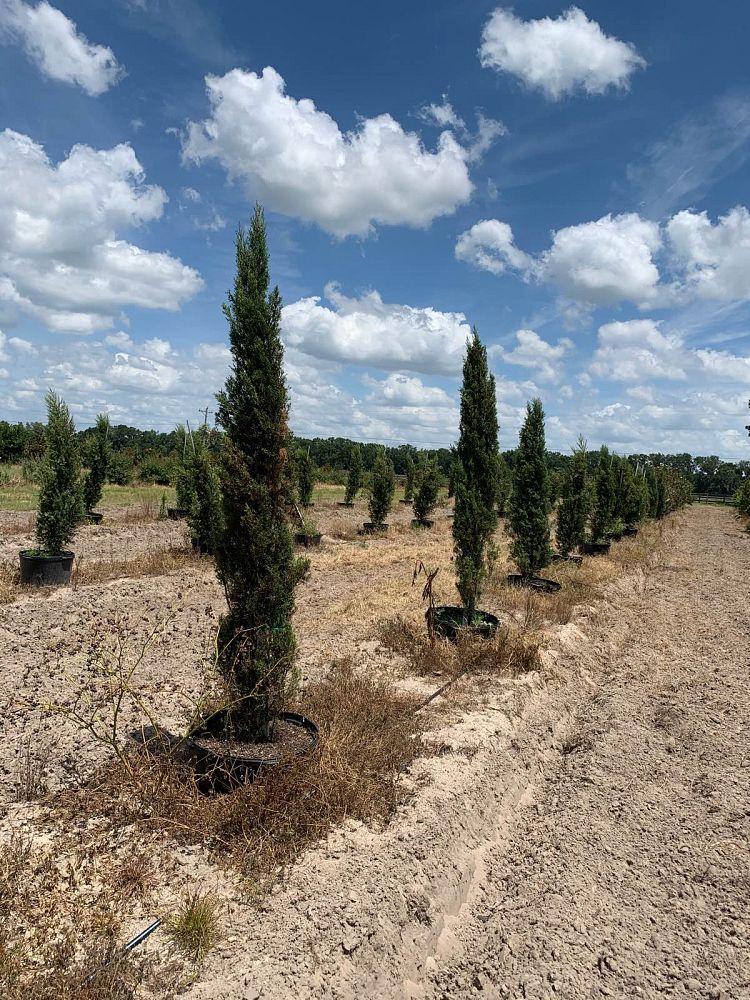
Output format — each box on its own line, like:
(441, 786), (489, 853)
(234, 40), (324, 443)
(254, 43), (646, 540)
(71, 546), (204, 588)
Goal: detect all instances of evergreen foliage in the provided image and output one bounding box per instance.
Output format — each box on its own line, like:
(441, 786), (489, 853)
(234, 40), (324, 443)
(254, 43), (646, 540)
(555, 436), (589, 555)
(734, 478), (750, 517)
(621, 462), (648, 525)
(214, 205), (308, 741)
(83, 413), (110, 512)
(35, 391), (84, 555)
(403, 453), (416, 501)
(344, 444), (363, 503)
(453, 330), (499, 611)
(186, 436), (224, 555)
(590, 447), (617, 541)
(496, 454), (512, 515)
(295, 449), (315, 506)
(412, 455), (441, 523)
(508, 399), (551, 575)
(368, 448), (395, 526)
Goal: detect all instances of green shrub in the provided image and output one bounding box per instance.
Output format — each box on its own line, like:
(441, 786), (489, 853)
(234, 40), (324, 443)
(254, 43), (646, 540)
(214, 205), (308, 742)
(295, 449), (315, 507)
(35, 392), (84, 555)
(453, 331), (499, 611)
(138, 454), (174, 485)
(344, 444), (363, 503)
(508, 399), (551, 576)
(368, 449), (395, 526)
(556, 436), (589, 555)
(735, 479), (750, 517)
(83, 414), (110, 512)
(106, 453), (134, 485)
(403, 453), (416, 501)
(590, 447), (616, 541)
(186, 442), (224, 555)
(412, 455), (440, 523)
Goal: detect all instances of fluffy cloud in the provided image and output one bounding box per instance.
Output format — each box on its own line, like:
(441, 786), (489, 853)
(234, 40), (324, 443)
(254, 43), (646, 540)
(479, 6), (645, 100)
(0, 130), (203, 333)
(363, 373), (454, 408)
(182, 66), (497, 238)
(457, 208), (750, 308)
(0, 0), (123, 94)
(667, 206), (750, 301)
(589, 320), (689, 381)
(494, 328), (573, 382)
(455, 219), (535, 276)
(281, 282), (472, 375)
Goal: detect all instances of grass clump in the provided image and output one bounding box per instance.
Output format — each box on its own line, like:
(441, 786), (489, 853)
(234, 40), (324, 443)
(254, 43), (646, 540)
(167, 889), (221, 964)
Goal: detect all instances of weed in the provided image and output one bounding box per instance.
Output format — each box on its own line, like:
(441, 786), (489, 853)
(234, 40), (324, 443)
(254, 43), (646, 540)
(71, 547), (202, 588)
(167, 889), (220, 963)
(15, 736), (48, 801)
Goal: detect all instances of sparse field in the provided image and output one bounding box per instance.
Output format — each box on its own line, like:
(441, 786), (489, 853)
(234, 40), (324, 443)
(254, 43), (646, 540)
(1, 500), (747, 998)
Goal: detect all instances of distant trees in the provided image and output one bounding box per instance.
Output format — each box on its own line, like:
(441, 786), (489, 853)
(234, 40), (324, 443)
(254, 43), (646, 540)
(508, 399), (551, 575)
(403, 452), (416, 502)
(452, 331), (499, 612)
(556, 436), (589, 556)
(35, 392), (84, 555)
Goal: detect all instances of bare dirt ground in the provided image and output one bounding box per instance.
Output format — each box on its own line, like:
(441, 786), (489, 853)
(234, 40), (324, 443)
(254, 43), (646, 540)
(1, 504), (747, 998)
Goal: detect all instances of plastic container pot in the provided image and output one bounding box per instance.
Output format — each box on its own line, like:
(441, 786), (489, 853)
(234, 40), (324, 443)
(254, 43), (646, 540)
(19, 550), (74, 586)
(430, 605), (499, 641)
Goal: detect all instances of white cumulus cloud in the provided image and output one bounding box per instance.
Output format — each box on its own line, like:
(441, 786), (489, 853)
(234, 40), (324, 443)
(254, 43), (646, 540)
(0, 0), (123, 95)
(494, 328), (573, 382)
(281, 282), (473, 375)
(455, 219), (536, 276)
(0, 130), (203, 333)
(589, 320), (689, 381)
(667, 206), (750, 302)
(182, 66), (493, 238)
(479, 6), (645, 100)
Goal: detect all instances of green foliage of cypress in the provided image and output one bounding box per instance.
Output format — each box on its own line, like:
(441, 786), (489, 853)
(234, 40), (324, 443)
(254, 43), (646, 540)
(621, 461), (648, 525)
(734, 478), (750, 517)
(508, 399), (551, 575)
(403, 452), (416, 501)
(646, 465), (659, 518)
(555, 436), (589, 556)
(186, 435), (224, 555)
(496, 454), (511, 515)
(35, 391), (84, 555)
(590, 447), (617, 541)
(453, 330), (499, 611)
(83, 413), (110, 513)
(214, 206), (308, 741)
(412, 455), (440, 523)
(295, 449), (315, 507)
(344, 444), (362, 504)
(368, 448), (395, 526)
(654, 467), (667, 518)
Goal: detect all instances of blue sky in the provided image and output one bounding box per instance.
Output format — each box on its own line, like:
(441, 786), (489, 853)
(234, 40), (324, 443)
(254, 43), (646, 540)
(0, 0), (749, 458)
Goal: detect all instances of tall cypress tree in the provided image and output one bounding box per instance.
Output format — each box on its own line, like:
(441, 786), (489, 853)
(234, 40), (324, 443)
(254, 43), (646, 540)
(556, 435), (589, 556)
(344, 444), (363, 503)
(214, 205), (308, 741)
(295, 449), (315, 507)
(368, 448), (395, 526)
(83, 413), (111, 513)
(36, 391), (84, 555)
(508, 399), (551, 575)
(453, 330), (499, 612)
(591, 447), (617, 541)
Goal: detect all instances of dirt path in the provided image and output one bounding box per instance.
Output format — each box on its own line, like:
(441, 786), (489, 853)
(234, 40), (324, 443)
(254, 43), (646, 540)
(419, 504), (749, 1000)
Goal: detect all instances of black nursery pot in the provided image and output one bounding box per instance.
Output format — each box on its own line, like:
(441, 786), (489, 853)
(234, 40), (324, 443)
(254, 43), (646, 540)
(506, 574), (562, 593)
(85, 510), (103, 525)
(294, 532), (322, 547)
(550, 552), (583, 566)
(337, 501), (354, 508)
(167, 507), (188, 520)
(605, 530), (624, 542)
(430, 605), (499, 641)
(411, 518), (434, 529)
(19, 550), (74, 586)
(360, 522), (388, 534)
(188, 710), (319, 791)
(582, 541), (611, 556)
(623, 526), (639, 537)
(399, 498), (413, 505)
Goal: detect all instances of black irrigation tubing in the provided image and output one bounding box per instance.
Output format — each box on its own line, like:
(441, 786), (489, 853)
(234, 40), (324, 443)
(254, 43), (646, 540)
(412, 664), (474, 714)
(86, 918), (162, 982)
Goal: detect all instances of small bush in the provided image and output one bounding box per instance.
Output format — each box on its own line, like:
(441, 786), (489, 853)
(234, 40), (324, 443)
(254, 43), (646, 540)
(167, 890), (221, 964)
(295, 449), (315, 507)
(344, 444), (363, 504)
(107, 453), (134, 485)
(35, 391), (84, 555)
(83, 414), (111, 512)
(368, 449), (395, 526)
(138, 455), (174, 485)
(413, 455), (441, 523)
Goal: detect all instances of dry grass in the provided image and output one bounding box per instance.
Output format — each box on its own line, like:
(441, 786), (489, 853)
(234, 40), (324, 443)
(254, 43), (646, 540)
(56, 661), (423, 882)
(14, 735), (48, 801)
(0, 558), (18, 604)
(71, 546), (204, 588)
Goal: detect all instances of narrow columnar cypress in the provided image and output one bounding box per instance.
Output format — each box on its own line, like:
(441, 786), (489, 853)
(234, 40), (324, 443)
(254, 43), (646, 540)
(621, 461), (647, 526)
(590, 447), (616, 541)
(453, 330), (499, 612)
(187, 435), (224, 555)
(296, 449), (315, 507)
(508, 399), (551, 575)
(344, 444), (362, 503)
(556, 436), (589, 556)
(403, 453), (416, 501)
(214, 205), (308, 741)
(368, 448), (395, 526)
(413, 455), (440, 523)
(83, 413), (110, 513)
(496, 454), (512, 515)
(35, 391), (84, 555)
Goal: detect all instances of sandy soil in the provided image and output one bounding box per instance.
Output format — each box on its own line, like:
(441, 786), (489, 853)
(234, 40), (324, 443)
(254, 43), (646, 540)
(181, 505), (749, 999)
(2, 505), (747, 998)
